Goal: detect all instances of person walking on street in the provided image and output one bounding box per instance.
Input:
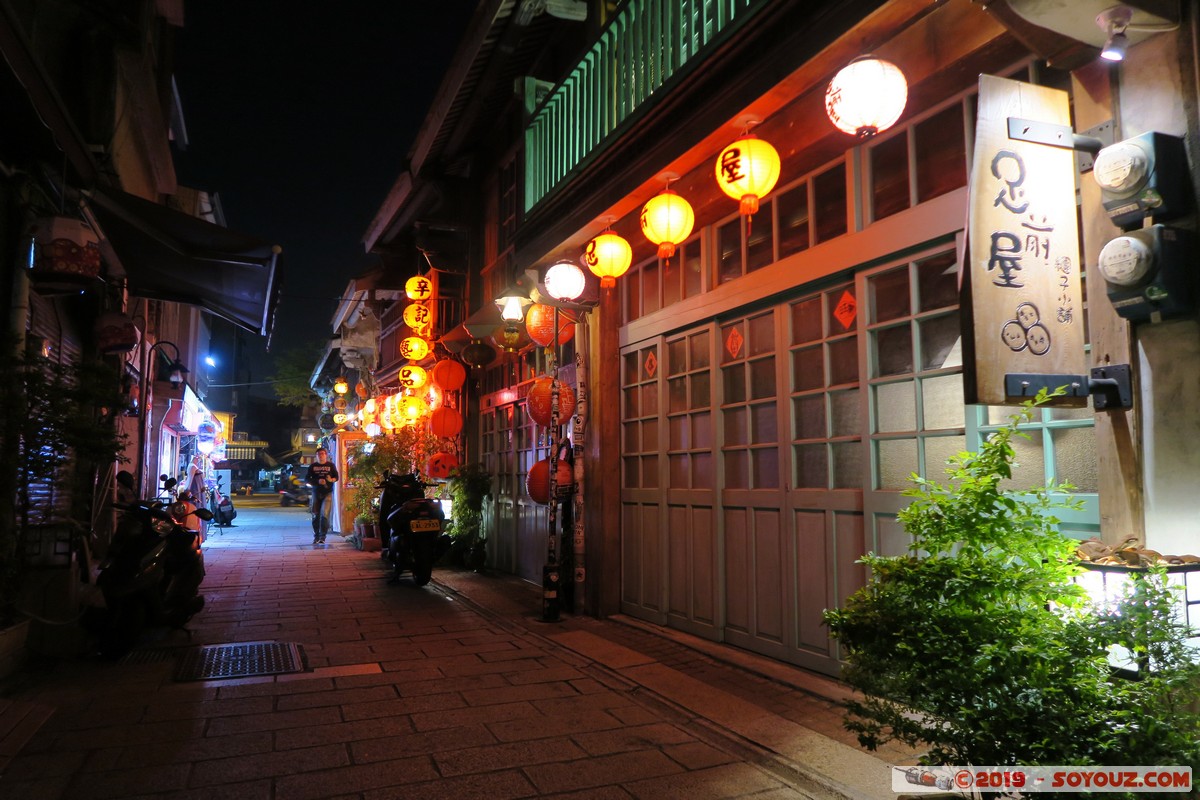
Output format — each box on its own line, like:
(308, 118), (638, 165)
(305, 447), (339, 545)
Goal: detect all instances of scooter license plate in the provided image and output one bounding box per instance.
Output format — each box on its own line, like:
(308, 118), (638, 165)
(410, 519), (441, 532)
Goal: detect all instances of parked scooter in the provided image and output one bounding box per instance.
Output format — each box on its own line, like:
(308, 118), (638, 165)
(210, 477), (237, 527)
(97, 475), (211, 658)
(377, 472), (450, 586)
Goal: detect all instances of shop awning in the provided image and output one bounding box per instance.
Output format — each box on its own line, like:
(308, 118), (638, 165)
(83, 188), (282, 340)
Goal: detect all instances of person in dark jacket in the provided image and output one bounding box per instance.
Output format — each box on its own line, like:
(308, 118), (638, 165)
(305, 447), (339, 545)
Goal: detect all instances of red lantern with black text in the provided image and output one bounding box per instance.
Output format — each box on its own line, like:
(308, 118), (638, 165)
(527, 375), (577, 427)
(525, 303), (574, 348)
(426, 452), (460, 480)
(491, 324), (530, 354)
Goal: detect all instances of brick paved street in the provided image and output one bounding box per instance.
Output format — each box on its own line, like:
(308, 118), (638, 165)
(0, 501), (910, 799)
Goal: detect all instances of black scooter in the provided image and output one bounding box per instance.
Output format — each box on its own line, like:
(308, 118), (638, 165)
(210, 477), (237, 527)
(97, 476), (211, 658)
(377, 472), (450, 587)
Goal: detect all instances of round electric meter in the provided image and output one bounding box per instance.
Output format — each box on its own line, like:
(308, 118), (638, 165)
(1098, 235), (1155, 287)
(1093, 141), (1151, 198)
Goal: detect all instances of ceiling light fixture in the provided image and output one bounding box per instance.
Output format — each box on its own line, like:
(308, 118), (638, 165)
(1097, 5), (1133, 62)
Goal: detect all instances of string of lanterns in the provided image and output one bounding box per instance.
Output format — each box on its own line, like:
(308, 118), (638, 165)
(573, 55), (905, 289)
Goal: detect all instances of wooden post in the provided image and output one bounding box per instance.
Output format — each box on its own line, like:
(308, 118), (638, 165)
(587, 284), (622, 617)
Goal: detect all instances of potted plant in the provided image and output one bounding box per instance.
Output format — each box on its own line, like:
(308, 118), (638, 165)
(0, 336), (126, 670)
(445, 463), (491, 570)
(824, 390), (1200, 780)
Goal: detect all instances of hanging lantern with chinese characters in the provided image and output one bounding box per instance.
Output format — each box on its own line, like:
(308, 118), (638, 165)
(825, 56), (907, 139)
(527, 375), (577, 427)
(715, 135), (780, 216)
(398, 364), (428, 390)
(405, 275), (434, 301)
(640, 190), (694, 260)
(399, 395), (428, 422)
(582, 231), (632, 288)
(402, 302), (432, 333)
(399, 336), (431, 361)
(431, 359), (467, 391)
(525, 303), (575, 348)
(333, 376), (349, 395)
(333, 412), (349, 426)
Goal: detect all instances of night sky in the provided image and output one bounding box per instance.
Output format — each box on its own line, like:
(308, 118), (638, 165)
(173, 2), (477, 356)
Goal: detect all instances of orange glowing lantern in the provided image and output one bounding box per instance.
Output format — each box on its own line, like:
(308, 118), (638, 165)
(640, 190), (694, 260)
(426, 452), (460, 480)
(715, 135), (780, 216)
(525, 303), (574, 348)
(399, 336), (431, 361)
(582, 231), (632, 288)
(527, 375), (577, 427)
(431, 359), (467, 391)
(405, 275), (434, 301)
(402, 302), (432, 332)
(354, 381), (369, 399)
(526, 458), (574, 505)
(400, 395), (428, 421)
(398, 365), (428, 390)
(429, 406), (463, 438)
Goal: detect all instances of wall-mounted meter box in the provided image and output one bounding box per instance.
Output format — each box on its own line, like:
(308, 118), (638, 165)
(1098, 225), (1196, 322)
(1092, 132), (1189, 230)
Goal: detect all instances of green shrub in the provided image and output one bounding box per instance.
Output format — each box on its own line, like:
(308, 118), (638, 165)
(824, 390), (1200, 788)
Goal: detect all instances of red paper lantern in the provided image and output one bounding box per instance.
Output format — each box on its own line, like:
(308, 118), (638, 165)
(525, 304), (574, 348)
(526, 457), (574, 505)
(431, 359), (467, 391)
(462, 339), (497, 370)
(527, 375), (577, 427)
(429, 406), (463, 438)
(426, 452), (460, 480)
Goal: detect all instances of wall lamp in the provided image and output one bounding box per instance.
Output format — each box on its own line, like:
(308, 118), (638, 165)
(150, 340), (189, 387)
(1098, 5), (1132, 61)
(494, 284), (533, 324)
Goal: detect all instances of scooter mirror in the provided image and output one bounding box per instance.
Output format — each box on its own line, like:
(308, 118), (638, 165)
(163, 477), (178, 490)
(194, 508), (215, 521)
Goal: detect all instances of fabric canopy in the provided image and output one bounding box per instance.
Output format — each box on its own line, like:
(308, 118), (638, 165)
(85, 188), (282, 339)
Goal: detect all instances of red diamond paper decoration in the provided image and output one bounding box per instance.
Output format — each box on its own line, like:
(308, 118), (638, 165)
(644, 350), (658, 378)
(833, 290), (857, 330)
(725, 327), (743, 359)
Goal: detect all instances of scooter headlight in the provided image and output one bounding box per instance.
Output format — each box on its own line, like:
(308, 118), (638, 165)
(152, 519), (174, 535)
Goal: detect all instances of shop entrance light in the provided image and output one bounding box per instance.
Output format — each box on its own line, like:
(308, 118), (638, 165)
(1098, 6), (1133, 61)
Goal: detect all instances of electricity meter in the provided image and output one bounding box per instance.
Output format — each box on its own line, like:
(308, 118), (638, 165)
(1093, 133), (1189, 230)
(1098, 225), (1196, 322)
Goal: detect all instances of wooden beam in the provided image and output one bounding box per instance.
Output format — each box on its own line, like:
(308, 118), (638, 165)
(1072, 61), (1143, 545)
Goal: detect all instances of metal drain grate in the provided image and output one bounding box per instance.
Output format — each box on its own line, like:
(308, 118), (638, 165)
(174, 641), (305, 682)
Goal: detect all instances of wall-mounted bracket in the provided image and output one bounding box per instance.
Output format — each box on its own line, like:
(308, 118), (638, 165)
(1007, 117), (1115, 173)
(1004, 364), (1132, 410)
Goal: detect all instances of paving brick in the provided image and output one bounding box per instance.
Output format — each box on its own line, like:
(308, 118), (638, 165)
(341, 691), (467, 721)
(273, 754), (439, 800)
(141, 695), (275, 722)
(523, 749), (685, 794)
(47, 718), (207, 750)
(349, 724), (497, 763)
(662, 741), (738, 770)
(395, 672), (509, 698)
(188, 742), (350, 787)
(0, 774), (72, 799)
(434, 737), (586, 777)
(540, 787), (636, 800)
(275, 684), (397, 711)
(205, 706), (342, 736)
(460, 681), (579, 707)
(63, 761), (191, 799)
(488, 709), (625, 743)
(409, 700), (540, 732)
(625, 763), (792, 799)
(362, 767), (537, 800)
(570, 723), (697, 756)
(274, 716), (416, 751)
(2, 747), (88, 780)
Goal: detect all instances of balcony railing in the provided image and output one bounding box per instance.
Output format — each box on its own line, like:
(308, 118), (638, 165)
(524, 0), (768, 212)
